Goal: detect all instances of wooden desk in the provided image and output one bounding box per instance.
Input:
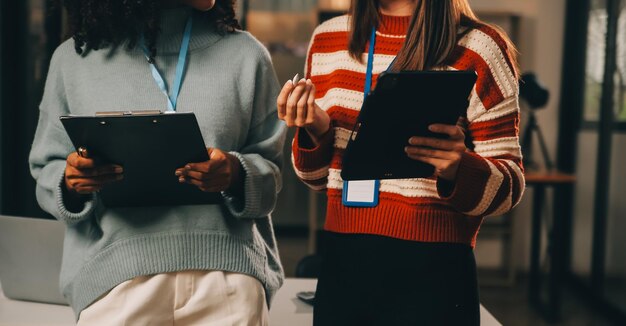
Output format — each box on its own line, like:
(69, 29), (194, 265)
(525, 171), (576, 322)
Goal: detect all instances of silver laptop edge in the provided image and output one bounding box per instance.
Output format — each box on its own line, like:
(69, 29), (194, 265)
(0, 215), (68, 305)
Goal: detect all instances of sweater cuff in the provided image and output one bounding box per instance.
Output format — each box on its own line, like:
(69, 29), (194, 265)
(55, 170), (97, 224)
(292, 127), (334, 171)
(437, 151), (491, 214)
(221, 152), (275, 219)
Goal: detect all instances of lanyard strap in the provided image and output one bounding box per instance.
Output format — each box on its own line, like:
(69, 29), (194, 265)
(364, 27), (377, 100)
(344, 28), (384, 204)
(141, 16), (193, 111)
(364, 27), (398, 99)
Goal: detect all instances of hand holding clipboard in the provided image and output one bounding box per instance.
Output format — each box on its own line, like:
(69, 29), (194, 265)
(60, 111), (224, 207)
(64, 147), (124, 195)
(175, 148), (243, 195)
(67, 144), (242, 198)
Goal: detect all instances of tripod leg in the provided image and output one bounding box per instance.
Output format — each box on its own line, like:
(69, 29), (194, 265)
(534, 123), (554, 171)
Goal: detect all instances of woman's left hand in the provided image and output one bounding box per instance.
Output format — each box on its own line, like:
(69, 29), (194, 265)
(176, 148), (243, 194)
(405, 121), (467, 182)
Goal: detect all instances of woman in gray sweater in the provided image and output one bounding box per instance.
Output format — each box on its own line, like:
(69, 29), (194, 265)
(29, 0), (286, 324)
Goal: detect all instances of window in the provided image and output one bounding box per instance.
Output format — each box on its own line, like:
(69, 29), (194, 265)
(583, 0), (626, 128)
(616, 1), (626, 121)
(583, 0), (607, 122)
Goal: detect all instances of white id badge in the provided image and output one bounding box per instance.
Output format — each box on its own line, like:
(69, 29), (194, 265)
(342, 180), (380, 207)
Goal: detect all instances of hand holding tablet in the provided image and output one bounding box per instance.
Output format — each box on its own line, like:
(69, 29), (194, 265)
(341, 70), (477, 181)
(405, 118), (468, 181)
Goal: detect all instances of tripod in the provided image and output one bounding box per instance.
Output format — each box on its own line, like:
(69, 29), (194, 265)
(521, 110), (554, 171)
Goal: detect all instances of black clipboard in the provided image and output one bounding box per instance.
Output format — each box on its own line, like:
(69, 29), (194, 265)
(60, 111), (222, 207)
(341, 71), (477, 181)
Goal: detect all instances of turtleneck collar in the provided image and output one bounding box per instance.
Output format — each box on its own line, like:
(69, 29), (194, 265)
(378, 13), (412, 35)
(156, 6), (223, 55)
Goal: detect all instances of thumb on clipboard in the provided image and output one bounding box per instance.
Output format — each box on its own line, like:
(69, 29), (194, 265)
(64, 147), (124, 195)
(175, 147), (244, 195)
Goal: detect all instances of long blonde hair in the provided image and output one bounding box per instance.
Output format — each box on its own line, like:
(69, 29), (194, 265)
(348, 0), (519, 77)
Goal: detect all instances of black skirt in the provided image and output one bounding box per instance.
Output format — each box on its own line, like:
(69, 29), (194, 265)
(313, 232), (480, 326)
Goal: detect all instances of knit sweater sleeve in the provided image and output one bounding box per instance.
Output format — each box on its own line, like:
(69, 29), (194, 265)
(438, 27), (526, 217)
(291, 26), (335, 191)
(29, 45), (99, 224)
(222, 44), (287, 219)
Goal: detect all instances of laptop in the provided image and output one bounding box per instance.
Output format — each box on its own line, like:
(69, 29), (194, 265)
(0, 215), (68, 305)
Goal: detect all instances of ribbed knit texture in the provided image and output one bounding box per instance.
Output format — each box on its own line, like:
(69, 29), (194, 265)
(29, 7), (286, 318)
(292, 14), (526, 247)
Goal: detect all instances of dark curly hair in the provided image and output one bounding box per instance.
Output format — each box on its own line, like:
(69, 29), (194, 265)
(60, 0), (240, 60)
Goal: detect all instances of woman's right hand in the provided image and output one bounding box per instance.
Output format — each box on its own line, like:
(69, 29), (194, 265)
(277, 78), (331, 144)
(64, 152), (123, 195)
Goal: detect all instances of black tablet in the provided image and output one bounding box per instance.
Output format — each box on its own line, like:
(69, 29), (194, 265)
(60, 112), (222, 207)
(341, 71), (477, 181)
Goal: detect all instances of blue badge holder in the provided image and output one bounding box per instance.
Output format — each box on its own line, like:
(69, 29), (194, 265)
(342, 180), (380, 207)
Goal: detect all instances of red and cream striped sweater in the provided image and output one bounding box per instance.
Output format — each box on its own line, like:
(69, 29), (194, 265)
(292, 14), (526, 247)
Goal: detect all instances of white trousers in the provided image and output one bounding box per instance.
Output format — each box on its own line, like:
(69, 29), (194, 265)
(77, 270), (268, 326)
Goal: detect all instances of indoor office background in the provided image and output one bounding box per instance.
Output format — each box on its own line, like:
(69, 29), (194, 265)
(0, 0), (625, 325)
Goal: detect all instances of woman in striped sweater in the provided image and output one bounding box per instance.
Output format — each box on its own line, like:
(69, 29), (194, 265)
(277, 0), (525, 324)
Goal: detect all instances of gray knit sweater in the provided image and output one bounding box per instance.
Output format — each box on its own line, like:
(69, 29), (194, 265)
(29, 7), (286, 318)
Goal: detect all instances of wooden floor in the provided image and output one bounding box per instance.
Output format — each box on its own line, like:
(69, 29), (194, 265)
(276, 235), (619, 326)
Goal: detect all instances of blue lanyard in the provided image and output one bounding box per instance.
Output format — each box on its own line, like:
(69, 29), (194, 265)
(364, 27), (397, 99)
(141, 17), (193, 111)
(364, 28), (377, 100)
(342, 28), (387, 206)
